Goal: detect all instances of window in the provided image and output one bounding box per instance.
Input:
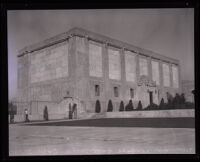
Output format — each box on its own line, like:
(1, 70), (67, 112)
(108, 48), (121, 80)
(95, 85), (100, 96)
(89, 42), (102, 77)
(162, 63), (170, 87)
(172, 65), (179, 88)
(125, 51), (136, 82)
(114, 87), (119, 97)
(139, 57), (148, 76)
(130, 88), (134, 98)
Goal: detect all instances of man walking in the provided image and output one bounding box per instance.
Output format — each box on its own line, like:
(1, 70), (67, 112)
(24, 109), (29, 122)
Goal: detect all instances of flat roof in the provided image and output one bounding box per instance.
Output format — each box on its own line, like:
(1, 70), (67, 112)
(18, 27), (179, 65)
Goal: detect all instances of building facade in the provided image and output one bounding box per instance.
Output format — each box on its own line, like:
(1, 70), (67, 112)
(17, 27), (181, 118)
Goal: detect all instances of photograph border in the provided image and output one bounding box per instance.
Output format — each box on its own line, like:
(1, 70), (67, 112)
(1, 0), (199, 161)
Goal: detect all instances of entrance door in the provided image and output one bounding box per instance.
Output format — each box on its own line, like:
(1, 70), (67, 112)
(149, 91), (153, 105)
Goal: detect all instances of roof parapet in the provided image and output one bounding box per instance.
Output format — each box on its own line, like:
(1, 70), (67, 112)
(18, 27), (179, 65)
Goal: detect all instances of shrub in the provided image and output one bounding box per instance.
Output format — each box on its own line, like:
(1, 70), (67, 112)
(125, 100), (134, 111)
(9, 102), (17, 115)
(180, 93), (186, 105)
(167, 92), (173, 108)
(95, 100), (101, 113)
(172, 93), (181, 106)
(43, 106), (49, 121)
(185, 102), (195, 109)
(107, 100), (113, 112)
(146, 103), (159, 110)
(137, 100), (143, 110)
(119, 101), (124, 111)
(159, 98), (165, 109)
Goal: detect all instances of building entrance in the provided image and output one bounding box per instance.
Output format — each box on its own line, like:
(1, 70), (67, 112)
(149, 91), (153, 105)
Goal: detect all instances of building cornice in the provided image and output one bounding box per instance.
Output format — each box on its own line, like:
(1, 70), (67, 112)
(18, 27), (179, 65)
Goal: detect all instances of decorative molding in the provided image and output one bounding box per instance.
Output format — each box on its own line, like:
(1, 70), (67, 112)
(138, 75), (156, 87)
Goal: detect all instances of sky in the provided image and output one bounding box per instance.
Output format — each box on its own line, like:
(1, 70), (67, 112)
(7, 9), (194, 101)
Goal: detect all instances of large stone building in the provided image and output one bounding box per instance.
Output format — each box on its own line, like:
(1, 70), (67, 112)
(17, 27), (181, 119)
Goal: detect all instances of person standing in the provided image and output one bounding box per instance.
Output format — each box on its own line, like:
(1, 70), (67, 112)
(24, 109), (29, 122)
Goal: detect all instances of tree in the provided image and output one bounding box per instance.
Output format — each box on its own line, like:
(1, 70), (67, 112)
(159, 98), (165, 109)
(119, 101), (124, 111)
(107, 100), (113, 112)
(180, 93), (186, 105)
(43, 106), (49, 121)
(9, 102), (17, 115)
(137, 100), (143, 110)
(125, 100), (134, 111)
(172, 93), (181, 108)
(167, 92), (173, 105)
(95, 100), (101, 113)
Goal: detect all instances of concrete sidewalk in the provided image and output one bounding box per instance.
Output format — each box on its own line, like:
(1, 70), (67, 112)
(9, 124), (195, 155)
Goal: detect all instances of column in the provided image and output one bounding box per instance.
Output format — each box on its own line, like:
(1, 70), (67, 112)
(103, 42), (109, 112)
(136, 53), (140, 84)
(159, 60), (163, 87)
(169, 63), (173, 88)
(83, 36), (90, 112)
(84, 36), (89, 77)
(120, 48), (126, 101)
(178, 64), (182, 93)
(148, 56), (152, 81)
(158, 59), (163, 101)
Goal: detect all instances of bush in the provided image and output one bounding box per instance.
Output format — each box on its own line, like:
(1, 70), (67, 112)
(180, 93), (186, 105)
(9, 102), (17, 115)
(125, 100), (134, 111)
(43, 106), (49, 121)
(172, 93), (181, 106)
(137, 100), (143, 110)
(185, 102), (195, 109)
(107, 100), (113, 112)
(146, 103), (159, 110)
(119, 101), (124, 111)
(167, 92), (173, 108)
(159, 98), (165, 109)
(95, 100), (101, 113)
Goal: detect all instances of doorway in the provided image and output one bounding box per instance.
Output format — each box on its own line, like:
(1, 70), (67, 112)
(149, 91), (153, 105)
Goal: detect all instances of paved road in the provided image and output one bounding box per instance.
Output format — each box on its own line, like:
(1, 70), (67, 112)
(9, 123), (195, 155)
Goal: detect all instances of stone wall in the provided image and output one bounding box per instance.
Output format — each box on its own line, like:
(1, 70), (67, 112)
(105, 109), (194, 118)
(30, 41), (68, 83)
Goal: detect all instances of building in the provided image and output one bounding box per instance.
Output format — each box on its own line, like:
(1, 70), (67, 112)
(17, 27), (181, 119)
(182, 80), (194, 103)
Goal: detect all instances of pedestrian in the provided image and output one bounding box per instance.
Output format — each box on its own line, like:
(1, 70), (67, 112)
(24, 109), (29, 122)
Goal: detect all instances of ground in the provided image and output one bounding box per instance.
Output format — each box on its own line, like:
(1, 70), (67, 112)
(9, 118), (195, 155)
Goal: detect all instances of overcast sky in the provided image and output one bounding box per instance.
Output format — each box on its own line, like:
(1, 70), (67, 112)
(7, 9), (194, 101)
